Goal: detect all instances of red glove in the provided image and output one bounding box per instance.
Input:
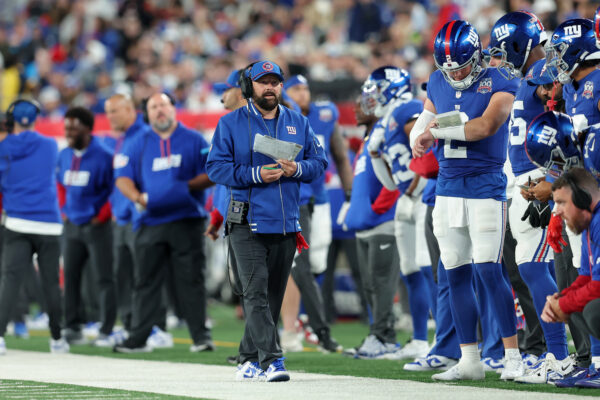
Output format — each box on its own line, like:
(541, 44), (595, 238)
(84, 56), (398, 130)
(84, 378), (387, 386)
(296, 232), (309, 254)
(546, 214), (567, 253)
(209, 208), (224, 230)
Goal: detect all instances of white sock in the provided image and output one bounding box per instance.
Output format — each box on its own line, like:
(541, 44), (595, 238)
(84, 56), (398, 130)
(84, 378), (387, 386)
(592, 356), (600, 368)
(505, 348), (521, 360)
(459, 344), (480, 364)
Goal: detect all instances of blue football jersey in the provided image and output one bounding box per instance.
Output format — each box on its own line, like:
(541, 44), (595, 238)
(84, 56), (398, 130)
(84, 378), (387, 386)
(299, 101), (339, 205)
(509, 69), (546, 176)
(381, 99), (423, 194)
(426, 68), (518, 200)
(564, 69), (600, 132)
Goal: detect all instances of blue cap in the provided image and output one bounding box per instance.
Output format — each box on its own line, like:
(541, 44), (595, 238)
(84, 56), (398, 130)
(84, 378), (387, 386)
(249, 61), (284, 82)
(284, 75), (308, 90)
(12, 101), (39, 126)
(526, 59), (558, 86)
(214, 70), (241, 94)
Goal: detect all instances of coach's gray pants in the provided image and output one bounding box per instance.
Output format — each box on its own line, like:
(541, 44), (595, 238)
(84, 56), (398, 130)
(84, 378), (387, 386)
(356, 234), (399, 344)
(291, 205), (329, 334)
(229, 223), (296, 370)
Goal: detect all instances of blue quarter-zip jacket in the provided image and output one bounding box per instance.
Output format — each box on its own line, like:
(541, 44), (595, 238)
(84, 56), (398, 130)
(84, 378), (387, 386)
(206, 102), (328, 234)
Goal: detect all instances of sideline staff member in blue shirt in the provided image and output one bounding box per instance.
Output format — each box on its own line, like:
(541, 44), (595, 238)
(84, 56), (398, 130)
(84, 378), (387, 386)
(207, 61), (327, 382)
(0, 99), (68, 354)
(114, 93), (214, 353)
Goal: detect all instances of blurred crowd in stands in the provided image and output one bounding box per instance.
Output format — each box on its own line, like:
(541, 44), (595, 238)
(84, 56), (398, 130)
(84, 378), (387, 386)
(0, 0), (598, 117)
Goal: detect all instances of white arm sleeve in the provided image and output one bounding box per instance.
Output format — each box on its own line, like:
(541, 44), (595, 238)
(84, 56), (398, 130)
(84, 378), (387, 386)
(409, 109), (436, 149)
(371, 157), (397, 191)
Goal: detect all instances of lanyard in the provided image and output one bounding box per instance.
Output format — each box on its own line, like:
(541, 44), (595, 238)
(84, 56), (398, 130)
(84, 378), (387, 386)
(160, 138), (171, 164)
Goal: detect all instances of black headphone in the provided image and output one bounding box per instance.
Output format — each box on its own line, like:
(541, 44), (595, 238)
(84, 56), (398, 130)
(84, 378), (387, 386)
(141, 92), (176, 124)
(563, 173), (592, 211)
(239, 62), (258, 100)
(6, 99), (41, 133)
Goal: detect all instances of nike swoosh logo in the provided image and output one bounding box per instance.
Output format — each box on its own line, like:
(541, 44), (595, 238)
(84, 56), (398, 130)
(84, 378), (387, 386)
(380, 244), (391, 250)
(428, 358), (442, 367)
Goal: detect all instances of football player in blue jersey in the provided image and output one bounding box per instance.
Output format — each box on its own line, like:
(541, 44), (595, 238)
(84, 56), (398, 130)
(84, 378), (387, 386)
(363, 66), (436, 360)
(410, 20), (523, 381)
(489, 11), (572, 380)
(277, 75), (353, 353)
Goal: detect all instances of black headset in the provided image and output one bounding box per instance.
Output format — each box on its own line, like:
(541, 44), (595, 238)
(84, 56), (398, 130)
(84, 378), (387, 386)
(239, 62), (258, 100)
(563, 173), (592, 211)
(141, 92), (176, 123)
(6, 98), (41, 133)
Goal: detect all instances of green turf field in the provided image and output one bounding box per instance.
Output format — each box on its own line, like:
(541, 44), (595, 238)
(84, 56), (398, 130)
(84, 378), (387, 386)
(4, 302), (598, 396)
(0, 380), (205, 399)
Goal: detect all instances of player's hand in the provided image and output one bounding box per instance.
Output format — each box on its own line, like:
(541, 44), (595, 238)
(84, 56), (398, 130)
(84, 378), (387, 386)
(530, 181), (552, 202)
(204, 223), (219, 241)
(260, 163), (284, 182)
(412, 120), (437, 158)
(277, 159), (298, 177)
(520, 187), (535, 201)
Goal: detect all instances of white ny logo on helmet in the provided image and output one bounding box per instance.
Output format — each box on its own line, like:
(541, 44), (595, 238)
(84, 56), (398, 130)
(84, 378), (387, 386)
(494, 24), (510, 41)
(537, 125), (558, 146)
(563, 25), (582, 39)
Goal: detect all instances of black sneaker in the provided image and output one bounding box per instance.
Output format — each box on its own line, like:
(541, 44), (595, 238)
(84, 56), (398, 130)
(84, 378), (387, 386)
(316, 328), (343, 353)
(113, 338), (152, 353)
(63, 328), (88, 346)
(227, 354), (240, 365)
(190, 340), (216, 352)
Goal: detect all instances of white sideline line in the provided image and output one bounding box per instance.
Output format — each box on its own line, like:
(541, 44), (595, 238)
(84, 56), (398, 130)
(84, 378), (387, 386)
(0, 351), (584, 400)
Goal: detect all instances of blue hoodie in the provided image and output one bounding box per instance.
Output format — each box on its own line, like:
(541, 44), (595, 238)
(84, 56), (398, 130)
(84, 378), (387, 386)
(115, 122), (210, 229)
(102, 115), (151, 225)
(207, 102), (328, 234)
(0, 131), (61, 223)
(57, 136), (113, 225)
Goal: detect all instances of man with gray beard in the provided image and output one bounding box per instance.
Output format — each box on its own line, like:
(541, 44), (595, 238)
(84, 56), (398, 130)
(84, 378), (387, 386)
(113, 93), (215, 353)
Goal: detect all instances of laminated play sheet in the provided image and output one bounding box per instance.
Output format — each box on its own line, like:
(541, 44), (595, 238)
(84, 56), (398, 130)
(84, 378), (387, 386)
(253, 133), (303, 161)
(435, 110), (464, 128)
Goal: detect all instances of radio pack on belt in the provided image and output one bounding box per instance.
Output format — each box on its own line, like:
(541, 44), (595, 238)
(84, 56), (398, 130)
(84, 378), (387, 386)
(228, 199), (249, 224)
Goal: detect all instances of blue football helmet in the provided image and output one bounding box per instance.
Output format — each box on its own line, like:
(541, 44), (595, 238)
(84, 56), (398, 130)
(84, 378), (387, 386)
(525, 111), (582, 177)
(433, 20), (483, 90)
(488, 11), (546, 79)
(545, 18), (600, 84)
(361, 66), (411, 117)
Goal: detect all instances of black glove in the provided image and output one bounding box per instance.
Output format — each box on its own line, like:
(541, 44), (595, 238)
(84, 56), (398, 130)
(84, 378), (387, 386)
(521, 200), (551, 229)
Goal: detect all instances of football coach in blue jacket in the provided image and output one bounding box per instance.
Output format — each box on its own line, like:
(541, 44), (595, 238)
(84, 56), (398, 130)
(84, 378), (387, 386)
(206, 60), (327, 382)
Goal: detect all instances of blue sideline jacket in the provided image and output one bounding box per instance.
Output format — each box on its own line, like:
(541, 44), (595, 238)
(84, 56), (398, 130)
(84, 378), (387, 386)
(206, 101), (328, 234)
